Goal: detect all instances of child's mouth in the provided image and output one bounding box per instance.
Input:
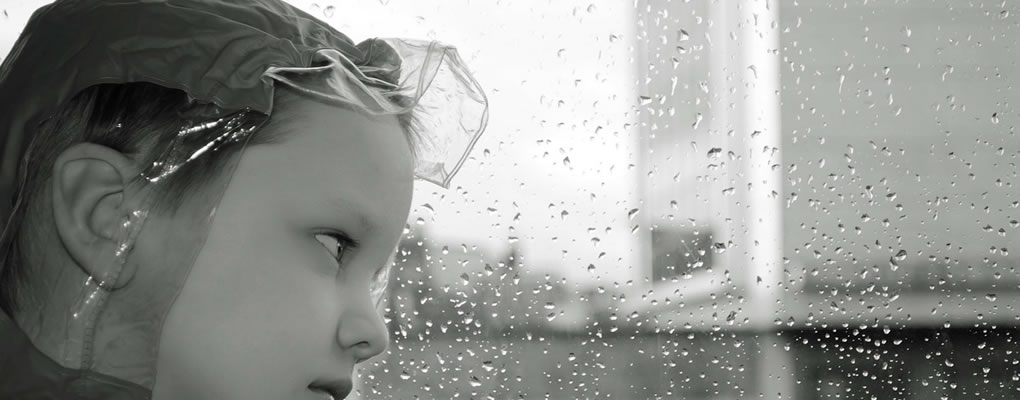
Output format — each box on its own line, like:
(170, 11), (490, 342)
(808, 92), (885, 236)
(309, 379), (352, 399)
(309, 388), (337, 400)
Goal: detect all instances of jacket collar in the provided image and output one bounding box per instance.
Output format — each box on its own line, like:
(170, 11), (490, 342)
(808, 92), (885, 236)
(0, 310), (150, 399)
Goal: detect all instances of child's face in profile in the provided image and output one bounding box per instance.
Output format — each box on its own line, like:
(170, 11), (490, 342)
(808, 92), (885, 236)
(149, 98), (414, 400)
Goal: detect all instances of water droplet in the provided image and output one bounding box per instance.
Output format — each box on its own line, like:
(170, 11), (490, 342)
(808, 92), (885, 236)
(323, 5), (335, 17)
(677, 29), (689, 41)
(627, 208), (640, 220)
(894, 249), (907, 261)
(986, 293), (997, 302)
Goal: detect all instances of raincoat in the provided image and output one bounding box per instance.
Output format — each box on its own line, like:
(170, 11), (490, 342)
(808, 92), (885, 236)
(0, 311), (148, 399)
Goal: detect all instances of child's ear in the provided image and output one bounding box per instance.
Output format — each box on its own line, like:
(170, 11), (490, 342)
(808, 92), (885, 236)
(51, 143), (142, 289)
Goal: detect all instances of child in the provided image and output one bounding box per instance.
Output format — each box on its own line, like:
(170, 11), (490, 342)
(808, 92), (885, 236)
(0, 0), (488, 399)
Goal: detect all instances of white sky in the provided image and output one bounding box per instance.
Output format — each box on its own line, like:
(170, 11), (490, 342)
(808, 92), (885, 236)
(0, 0), (645, 285)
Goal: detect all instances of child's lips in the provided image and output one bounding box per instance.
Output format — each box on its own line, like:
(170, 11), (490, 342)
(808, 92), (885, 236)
(310, 389), (336, 400)
(309, 378), (353, 399)
(309, 387), (338, 400)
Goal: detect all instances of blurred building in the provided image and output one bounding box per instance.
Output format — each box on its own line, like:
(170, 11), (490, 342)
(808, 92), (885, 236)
(634, 0), (1020, 399)
(386, 227), (593, 340)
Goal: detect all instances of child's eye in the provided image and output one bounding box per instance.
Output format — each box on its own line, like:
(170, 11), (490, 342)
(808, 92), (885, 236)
(315, 232), (360, 264)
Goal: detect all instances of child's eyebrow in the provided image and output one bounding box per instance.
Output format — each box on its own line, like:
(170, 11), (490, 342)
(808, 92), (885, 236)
(327, 196), (376, 236)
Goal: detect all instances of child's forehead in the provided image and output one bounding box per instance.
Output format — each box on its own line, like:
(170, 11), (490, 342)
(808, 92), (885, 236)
(274, 100), (408, 157)
(214, 102), (415, 246)
(242, 99), (414, 197)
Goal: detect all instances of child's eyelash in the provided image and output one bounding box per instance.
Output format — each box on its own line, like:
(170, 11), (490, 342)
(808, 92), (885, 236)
(321, 231), (361, 262)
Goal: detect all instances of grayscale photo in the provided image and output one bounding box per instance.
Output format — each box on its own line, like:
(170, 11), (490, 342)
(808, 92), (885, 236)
(0, 0), (1016, 399)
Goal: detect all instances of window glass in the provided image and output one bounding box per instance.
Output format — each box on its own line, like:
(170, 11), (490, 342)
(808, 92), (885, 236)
(3, 1), (1017, 399)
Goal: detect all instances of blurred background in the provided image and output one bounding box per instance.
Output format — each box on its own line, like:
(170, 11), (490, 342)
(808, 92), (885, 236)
(3, 0), (1019, 399)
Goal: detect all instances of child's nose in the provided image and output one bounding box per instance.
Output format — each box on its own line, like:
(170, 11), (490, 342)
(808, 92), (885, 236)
(335, 299), (389, 363)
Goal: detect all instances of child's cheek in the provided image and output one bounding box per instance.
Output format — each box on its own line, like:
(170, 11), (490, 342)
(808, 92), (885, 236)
(218, 226), (338, 336)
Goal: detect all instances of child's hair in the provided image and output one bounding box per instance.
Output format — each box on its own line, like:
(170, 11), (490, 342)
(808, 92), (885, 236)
(0, 81), (423, 315)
